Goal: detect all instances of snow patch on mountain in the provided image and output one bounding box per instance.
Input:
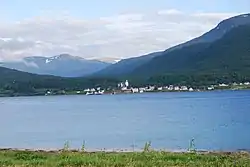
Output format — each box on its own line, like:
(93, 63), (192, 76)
(242, 14), (249, 18)
(45, 59), (52, 64)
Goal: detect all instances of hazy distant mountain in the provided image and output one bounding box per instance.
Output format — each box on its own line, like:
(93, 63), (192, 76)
(86, 57), (121, 64)
(93, 52), (163, 77)
(0, 54), (111, 77)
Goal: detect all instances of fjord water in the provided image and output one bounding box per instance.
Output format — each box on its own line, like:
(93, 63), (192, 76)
(1, 91), (250, 151)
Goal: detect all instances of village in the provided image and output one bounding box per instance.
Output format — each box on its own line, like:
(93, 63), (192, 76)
(59, 80), (250, 96)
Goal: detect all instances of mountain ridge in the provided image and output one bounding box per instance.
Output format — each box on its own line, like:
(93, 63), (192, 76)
(93, 51), (163, 77)
(94, 13), (250, 78)
(0, 54), (111, 77)
(131, 24), (250, 80)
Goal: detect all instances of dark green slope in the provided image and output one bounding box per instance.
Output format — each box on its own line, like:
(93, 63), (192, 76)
(0, 66), (56, 83)
(131, 25), (250, 77)
(130, 43), (210, 77)
(191, 25), (250, 73)
(94, 14), (250, 78)
(0, 67), (59, 94)
(0, 67), (119, 95)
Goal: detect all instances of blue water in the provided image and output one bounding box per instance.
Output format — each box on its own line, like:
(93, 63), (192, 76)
(1, 90), (250, 151)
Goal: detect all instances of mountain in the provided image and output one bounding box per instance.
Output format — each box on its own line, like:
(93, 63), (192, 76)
(0, 66), (119, 96)
(86, 57), (121, 64)
(95, 13), (250, 77)
(0, 66), (44, 82)
(131, 24), (250, 78)
(0, 54), (111, 77)
(0, 66), (57, 94)
(93, 52), (163, 77)
(162, 13), (250, 53)
(178, 14), (250, 45)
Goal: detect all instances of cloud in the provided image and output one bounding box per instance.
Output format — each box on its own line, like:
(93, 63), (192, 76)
(157, 9), (183, 15)
(22, 60), (39, 68)
(0, 10), (239, 61)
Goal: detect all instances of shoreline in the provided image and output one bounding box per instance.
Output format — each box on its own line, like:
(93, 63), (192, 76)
(0, 88), (249, 98)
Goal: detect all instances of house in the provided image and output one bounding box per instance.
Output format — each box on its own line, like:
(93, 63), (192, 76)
(158, 87), (163, 91)
(131, 88), (139, 93)
(146, 86), (155, 91)
(219, 83), (228, 87)
(84, 88), (90, 92)
(244, 82), (250, 85)
(149, 86), (155, 90)
(174, 86), (180, 91)
(207, 86), (214, 90)
(139, 90), (144, 93)
(180, 86), (188, 91)
(121, 87), (128, 91)
(118, 80), (130, 90)
(189, 88), (194, 92)
(139, 87), (146, 91)
(168, 85), (174, 91)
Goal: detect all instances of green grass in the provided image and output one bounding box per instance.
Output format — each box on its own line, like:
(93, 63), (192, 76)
(0, 150), (249, 167)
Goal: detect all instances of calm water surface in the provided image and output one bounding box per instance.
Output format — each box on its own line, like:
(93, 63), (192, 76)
(1, 91), (250, 151)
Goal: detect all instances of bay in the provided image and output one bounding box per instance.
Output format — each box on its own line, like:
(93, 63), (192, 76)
(1, 90), (250, 151)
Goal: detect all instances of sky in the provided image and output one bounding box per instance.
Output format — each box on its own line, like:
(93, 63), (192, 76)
(0, 0), (249, 61)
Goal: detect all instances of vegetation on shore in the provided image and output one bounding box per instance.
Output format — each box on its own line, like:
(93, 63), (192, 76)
(0, 149), (249, 167)
(2, 60), (250, 97)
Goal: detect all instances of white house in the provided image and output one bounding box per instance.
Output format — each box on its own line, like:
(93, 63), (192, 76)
(181, 86), (188, 91)
(131, 88), (139, 93)
(219, 83), (228, 87)
(207, 86), (214, 90)
(158, 87), (163, 91)
(146, 86), (155, 91)
(121, 87), (128, 91)
(189, 88), (194, 92)
(139, 88), (144, 93)
(168, 85), (174, 91)
(84, 88), (90, 92)
(174, 86), (180, 91)
(244, 82), (250, 85)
